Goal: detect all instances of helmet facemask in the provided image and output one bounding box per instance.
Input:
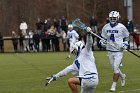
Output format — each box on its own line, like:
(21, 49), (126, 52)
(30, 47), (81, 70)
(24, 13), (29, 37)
(68, 24), (73, 31)
(109, 11), (120, 26)
(71, 41), (84, 56)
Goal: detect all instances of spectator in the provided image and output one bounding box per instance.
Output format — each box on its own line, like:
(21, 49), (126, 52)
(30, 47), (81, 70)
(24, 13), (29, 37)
(19, 20), (29, 52)
(56, 19), (62, 33)
(124, 19), (134, 34)
(11, 31), (18, 52)
(28, 30), (34, 51)
(48, 26), (57, 51)
(124, 19), (134, 49)
(0, 32), (4, 52)
(19, 32), (24, 52)
(61, 30), (67, 51)
(24, 32), (30, 52)
(89, 16), (98, 33)
(33, 30), (40, 52)
(55, 32), (60, 51)
(36, 18), (44, 35)
(46, 18), (52, 30)
(40, 31), (47, 51)
(133, 27), (140, 50)
(44, 19), (48, 32)
(61, 16), (68, 33)
(44, 31), (51, 52)
(20, 21), (28, 36)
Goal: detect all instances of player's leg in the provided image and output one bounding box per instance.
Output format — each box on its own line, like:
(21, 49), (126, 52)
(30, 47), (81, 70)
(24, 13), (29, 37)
(81, 75), (99, 93)
(68, 77), (80, 93)
(110, 52), (123, 91)
(119, 69), (126, 86)
(67, 42), (75, 59)
(67, 42), (73, 59)
(108, 52), (117, 91)
(115, 52), (126, 87)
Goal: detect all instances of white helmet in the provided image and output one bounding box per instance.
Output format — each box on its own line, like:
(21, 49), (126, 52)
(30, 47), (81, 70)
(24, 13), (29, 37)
(109, 11), (120, 25)
(68, 24), (73, 30)
(71, 41), (85, 55)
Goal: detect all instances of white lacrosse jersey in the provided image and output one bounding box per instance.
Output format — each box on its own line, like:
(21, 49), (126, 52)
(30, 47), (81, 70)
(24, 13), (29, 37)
(71, 42), (98, 78)
(67, 30), (79, 44)
(55, 35), (97, 79)
(101, 23), (129, 52)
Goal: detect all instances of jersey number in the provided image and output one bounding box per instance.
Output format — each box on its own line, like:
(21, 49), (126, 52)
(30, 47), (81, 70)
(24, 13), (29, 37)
(69, 35), (72, 38)
(110, 34), (115, 42)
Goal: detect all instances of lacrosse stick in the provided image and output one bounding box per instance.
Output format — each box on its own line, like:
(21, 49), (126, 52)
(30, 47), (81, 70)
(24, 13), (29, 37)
(72, 18), (119, 49)
(72, 18), (140, 59)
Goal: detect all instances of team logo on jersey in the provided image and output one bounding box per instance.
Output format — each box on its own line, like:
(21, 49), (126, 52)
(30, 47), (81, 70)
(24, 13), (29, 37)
(107, 30), (118, 33)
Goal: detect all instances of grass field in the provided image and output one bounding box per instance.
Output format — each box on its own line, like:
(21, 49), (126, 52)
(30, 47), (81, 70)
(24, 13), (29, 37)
(0, 51), (140, 93)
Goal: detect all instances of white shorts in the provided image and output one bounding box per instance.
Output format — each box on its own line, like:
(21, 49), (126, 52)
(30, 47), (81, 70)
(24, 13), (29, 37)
(108, 51), (123, 73)
(80, 74), (98, 93)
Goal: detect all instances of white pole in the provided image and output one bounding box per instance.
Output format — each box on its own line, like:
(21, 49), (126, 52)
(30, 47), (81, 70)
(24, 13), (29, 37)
(126, 0), (133, 20)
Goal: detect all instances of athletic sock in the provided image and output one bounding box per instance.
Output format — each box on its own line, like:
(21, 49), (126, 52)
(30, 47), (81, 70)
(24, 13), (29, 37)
(111, 82), (117, 88)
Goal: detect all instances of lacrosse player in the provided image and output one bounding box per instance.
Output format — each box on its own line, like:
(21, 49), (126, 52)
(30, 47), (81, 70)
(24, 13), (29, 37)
(46, 27), (98, 93)
(100, 11), (129, 92)
(66, 24), (79, 59)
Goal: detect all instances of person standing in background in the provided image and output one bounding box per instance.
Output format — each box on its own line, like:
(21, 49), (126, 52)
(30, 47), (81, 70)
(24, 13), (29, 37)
(0, 32), (4, 52)
(11, 31), (18, 52)
(20, 21), (28, 36)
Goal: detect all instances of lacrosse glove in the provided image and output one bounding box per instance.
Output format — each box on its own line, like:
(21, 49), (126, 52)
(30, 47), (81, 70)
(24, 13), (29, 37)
(99, 39), (107, 47)
(86, 27), (92, 34)
(121, 41), (129, 50)
(46, 75), (57, 81)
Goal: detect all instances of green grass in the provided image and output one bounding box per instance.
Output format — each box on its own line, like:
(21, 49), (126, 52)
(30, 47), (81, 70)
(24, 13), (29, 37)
(0, 51), (140, 93)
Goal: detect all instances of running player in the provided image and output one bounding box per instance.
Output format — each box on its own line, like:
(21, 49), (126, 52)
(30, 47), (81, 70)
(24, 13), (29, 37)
(67, 24), (79, 59)
(100, 11), (129, 92)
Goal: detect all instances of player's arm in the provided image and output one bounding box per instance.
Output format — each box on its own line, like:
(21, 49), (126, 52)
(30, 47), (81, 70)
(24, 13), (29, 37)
(100, 26), (107, 47)
(121, 26), (130, 50)
(74, 31), (79, 40)
(85, 27), (93, 51)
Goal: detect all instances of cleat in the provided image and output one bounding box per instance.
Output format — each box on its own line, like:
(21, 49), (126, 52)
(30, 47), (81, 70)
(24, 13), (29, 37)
(121, 74), (126, 87)
(110, 87), (116, 92)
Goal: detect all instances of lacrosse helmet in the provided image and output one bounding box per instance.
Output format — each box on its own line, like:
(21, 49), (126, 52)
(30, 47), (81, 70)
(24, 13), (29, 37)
(109, 11), (120, 27)
(68, 24), (73, 30)
(71, 41), (85, 55)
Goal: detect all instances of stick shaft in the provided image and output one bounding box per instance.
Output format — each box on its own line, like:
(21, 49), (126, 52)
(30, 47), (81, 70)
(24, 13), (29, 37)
(127, 49), (140, 58)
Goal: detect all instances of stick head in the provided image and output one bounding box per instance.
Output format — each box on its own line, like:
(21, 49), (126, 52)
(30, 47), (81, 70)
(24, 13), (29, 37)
(72, 18), (87, 29)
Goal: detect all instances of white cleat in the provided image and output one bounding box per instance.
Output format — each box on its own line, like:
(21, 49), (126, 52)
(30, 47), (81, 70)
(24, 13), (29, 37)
(121, 74), (126, 87)
(110, 87), (116, 92)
